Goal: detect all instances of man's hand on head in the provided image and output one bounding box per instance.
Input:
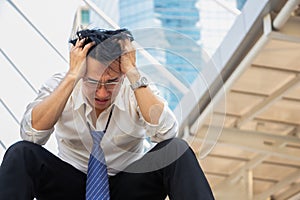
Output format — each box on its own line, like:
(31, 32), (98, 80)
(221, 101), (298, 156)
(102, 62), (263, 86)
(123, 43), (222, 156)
(119, 39), (136, 74)
(69, 38), (95, 81)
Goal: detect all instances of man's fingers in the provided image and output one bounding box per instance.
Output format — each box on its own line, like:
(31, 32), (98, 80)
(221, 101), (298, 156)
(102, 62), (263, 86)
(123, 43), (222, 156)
(118, 38), (135, 53)
(82, 41), (96, 53)
(75, 38), (82, 46)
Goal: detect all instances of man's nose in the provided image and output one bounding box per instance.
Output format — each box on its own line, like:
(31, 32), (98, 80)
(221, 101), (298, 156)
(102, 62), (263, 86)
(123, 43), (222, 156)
(95, 85), (110, 96)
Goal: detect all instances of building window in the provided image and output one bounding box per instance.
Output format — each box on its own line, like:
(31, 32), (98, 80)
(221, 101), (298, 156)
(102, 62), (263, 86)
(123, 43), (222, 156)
(81, 9), (90, 25)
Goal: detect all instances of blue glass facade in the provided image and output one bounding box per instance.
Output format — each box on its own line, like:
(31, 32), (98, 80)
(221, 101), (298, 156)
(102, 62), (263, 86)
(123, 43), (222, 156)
(118, 0), (201, 109)
(153, 0), (200, 79)
(119, 0), (156, 28)
(89, 0), (247, 110)
(236, 0), (247, 10)
(154, 0), (200, 40)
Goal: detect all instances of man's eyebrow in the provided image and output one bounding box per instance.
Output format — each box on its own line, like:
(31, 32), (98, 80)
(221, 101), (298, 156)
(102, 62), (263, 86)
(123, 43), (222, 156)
(86, 76), (119, 82)
(86, 77), (98, 83)
(107, 77), (120, 82)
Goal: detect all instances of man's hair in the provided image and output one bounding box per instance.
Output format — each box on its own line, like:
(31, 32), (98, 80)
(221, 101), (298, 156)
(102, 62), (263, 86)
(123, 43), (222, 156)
(69, 28), (134, 63)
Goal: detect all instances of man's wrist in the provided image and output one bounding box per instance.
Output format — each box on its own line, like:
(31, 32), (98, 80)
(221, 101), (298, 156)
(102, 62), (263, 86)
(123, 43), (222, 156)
(65, 72), (81, 87)
(126, 68), (141, 84)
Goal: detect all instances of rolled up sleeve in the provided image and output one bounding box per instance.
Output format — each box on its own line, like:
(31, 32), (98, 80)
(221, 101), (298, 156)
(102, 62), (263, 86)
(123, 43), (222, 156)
(133, 83), (178, 142)
(142, 99), (178, 142)
(20, 73), (65, 145)
(20, 102), (54, 145)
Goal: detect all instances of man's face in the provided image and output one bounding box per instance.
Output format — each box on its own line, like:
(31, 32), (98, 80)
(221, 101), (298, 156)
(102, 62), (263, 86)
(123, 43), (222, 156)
(83, 56), (123, 116)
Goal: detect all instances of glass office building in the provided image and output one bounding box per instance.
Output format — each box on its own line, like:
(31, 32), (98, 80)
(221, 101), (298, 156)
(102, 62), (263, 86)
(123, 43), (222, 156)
(90, 0), (201, 110)
(89, 0), (247, 110)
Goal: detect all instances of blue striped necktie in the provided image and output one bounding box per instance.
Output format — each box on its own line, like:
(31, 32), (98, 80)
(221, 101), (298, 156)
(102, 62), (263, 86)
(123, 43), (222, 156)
(86, 106), (114, 200)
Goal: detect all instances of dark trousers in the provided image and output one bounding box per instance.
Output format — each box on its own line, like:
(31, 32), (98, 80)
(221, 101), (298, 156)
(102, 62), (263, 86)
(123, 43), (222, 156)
(0, 138), (214, 200)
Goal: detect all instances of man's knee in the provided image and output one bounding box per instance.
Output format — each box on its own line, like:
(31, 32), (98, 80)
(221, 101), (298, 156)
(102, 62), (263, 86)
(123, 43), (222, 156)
(156, 138), (201, 169)
(7, 140), (37, 151)
(154, 138), (190, 158)
(154, 138), (189, 151)
(151, 138), (192, 167)
(170, 138), (198, 162)
(168, 137), (189, 150)
(3, 140), (41, 160)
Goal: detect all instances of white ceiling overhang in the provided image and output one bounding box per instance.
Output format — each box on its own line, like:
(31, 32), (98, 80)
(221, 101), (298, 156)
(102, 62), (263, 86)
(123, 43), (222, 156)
(185, 0), (300, 199)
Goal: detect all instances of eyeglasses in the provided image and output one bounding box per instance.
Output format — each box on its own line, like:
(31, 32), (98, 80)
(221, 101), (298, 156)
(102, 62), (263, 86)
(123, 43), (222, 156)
(83, 77), (121, 90)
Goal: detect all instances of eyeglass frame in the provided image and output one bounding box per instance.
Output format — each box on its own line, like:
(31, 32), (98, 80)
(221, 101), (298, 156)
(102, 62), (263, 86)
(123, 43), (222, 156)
(82, 76), (123, 90)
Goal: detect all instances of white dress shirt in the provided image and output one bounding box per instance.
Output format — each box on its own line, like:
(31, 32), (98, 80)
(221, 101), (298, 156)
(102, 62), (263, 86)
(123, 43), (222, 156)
(20, 72), (178, 175)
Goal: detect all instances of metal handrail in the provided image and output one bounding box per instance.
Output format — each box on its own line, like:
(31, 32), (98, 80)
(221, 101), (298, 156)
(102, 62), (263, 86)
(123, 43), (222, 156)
(7, 0), (68, 63)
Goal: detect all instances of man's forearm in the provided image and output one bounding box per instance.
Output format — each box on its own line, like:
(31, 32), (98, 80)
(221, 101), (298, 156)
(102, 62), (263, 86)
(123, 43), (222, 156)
(126, 68), (164, 125)
(31, 73), (77, 130)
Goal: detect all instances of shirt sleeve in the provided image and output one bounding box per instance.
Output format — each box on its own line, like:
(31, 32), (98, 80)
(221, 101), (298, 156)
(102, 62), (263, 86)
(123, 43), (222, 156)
(131, 82), (179, 143)
(20, 72), (66, 145)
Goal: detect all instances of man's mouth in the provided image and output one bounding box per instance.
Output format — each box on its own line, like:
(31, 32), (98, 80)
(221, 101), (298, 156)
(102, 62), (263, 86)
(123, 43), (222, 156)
(94, 98), (109, 105)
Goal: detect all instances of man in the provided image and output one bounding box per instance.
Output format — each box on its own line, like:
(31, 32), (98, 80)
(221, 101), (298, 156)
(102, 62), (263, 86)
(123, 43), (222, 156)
(0, 28), (214, 200)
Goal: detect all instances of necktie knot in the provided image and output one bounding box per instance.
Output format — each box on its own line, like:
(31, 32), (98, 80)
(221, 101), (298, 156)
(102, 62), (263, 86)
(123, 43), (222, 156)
(91, 130), (105, 145)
